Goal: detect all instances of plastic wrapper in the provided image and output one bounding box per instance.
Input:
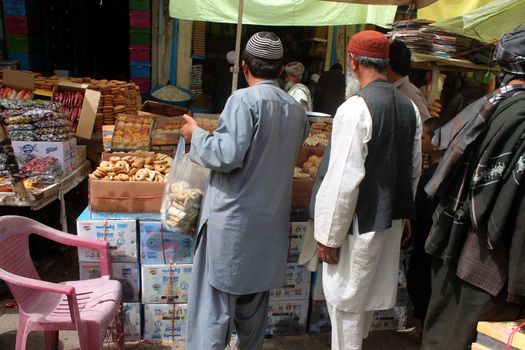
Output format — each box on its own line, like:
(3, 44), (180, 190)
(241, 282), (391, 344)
(161, 138), (209, 235)
(8, 130), (37, 141)
(6, 124), (35, 131)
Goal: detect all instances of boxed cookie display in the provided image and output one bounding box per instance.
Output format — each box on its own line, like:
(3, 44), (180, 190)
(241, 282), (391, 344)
(0, 70), (34, 100)
(111, 114), (153, 150)
(89, 151), (172, 213)
(139, 221), (193, 264)
(76, 207), (138, 263)
(143, 303), (188, 341)
(266, 299), (309, 336)
(79, 261), (140, 302)
(269, 263), (311, 301)
(193, 113), (219, 131)
(141, 264), (192, 304)
(124, 302), (142, 341)
(52, 81), (101, 140)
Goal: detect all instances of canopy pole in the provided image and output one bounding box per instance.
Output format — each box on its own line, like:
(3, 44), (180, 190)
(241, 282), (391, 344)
(231, 0), (244, 94)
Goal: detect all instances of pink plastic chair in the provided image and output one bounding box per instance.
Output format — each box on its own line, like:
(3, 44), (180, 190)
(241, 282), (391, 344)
(0, 215), (124, 350)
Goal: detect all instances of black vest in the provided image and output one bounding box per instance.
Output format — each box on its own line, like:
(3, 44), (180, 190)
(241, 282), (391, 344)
(354, 80), (417, 234)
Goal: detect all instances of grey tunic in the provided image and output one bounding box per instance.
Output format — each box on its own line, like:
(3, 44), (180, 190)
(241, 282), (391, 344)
(189, 79), (308, 295)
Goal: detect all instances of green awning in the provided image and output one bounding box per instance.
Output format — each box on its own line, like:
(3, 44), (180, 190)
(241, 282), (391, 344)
(431, 0), (525, 43)
(169, 0), (397, 28)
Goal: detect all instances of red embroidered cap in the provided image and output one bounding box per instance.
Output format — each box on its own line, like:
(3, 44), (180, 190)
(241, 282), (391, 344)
(347, 30), (389, 59)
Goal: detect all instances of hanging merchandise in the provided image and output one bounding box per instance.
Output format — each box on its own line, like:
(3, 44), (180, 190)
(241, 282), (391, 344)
(161, 138), (209, 235)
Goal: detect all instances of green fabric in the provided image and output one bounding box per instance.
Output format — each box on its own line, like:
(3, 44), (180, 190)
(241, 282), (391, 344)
(432, 0), (525, 43)
(169, 0), (397, 27)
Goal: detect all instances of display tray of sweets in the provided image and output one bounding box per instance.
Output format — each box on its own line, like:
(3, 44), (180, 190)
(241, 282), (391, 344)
(111, 114), (153, 150)
(151, 117), (184, 145)
(193, 114), (219, 132)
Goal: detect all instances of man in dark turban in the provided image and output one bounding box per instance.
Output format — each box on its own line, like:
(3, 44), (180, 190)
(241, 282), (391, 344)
(422, 24), (525, 349)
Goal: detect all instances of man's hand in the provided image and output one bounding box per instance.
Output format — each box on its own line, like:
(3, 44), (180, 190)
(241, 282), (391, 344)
(317, 242), (339, 264)
(181, 114), (198, 142)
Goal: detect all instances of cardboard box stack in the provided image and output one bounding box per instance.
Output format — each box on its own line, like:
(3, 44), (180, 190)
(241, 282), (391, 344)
(129, 0), (152, 94)
(140, 220), (193, 341)
(3, 0), (47, 71)
(266, 216), (311, 337)
(473, 319), (525, 349)
(76, 203), (194, 343)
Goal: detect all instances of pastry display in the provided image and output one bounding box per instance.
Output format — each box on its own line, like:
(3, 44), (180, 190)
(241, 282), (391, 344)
(302, 155), (322, 178)
(164, 181), (204, 235)
(293, 166), (311, 179)
(112, 114), (153, 150)
(310, 121), (332, 133)
(303, 133), (328, 147)
(151, 85), (191, 102)
(88, 152), (173, 182)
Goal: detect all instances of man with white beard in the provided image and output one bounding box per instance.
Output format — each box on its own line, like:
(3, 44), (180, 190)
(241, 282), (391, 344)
(284, 61), (313, 111)
(314, 30), (422, 350)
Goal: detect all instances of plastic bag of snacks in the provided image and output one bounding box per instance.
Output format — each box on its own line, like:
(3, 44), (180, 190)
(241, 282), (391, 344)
(161, 138), (209, 235)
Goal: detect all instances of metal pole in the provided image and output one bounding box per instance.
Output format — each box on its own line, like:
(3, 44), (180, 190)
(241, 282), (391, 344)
(231, 0), (244, 94)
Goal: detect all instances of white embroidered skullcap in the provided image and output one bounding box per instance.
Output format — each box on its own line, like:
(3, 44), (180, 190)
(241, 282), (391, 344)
(245, 32), (283, 60)
(310, 73), (320, 83)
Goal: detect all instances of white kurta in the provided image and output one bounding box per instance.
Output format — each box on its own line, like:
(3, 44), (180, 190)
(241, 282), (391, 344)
(314, 95), (422, 313)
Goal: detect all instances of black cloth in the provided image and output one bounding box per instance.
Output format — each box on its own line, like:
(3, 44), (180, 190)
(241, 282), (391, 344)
(425, 92), (525, 300)
(213, 70), (248, 113)
(422, 258), (525, 350)
(407, 163), (438, 320)
(355, 80), (417, 234)
(313, 70), (346, 117)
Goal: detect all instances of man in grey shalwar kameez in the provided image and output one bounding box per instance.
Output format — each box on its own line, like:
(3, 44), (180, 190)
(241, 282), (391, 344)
(181, 32), (309, 350)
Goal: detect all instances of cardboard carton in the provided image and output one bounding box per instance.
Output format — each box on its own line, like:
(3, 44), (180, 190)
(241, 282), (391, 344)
(476, 319), (525, 350)
(270, 263), (311, 301)
(124, 302), (142, 341)
(141, 264), (192, 304)
(89, 179), (165, 213)
(76, 207), (138, 263)
(143, 303), (188, 341)
(139, 221), (193, 264)
(288, 221), (309, 262)
(12, 139), (78, 174)
(53, 82), (101, 140)
(291, 178), (314, 209)
(78, 262), (140, 302)
(370, 306), (407, 331)
(266, 299), (309, 336)
(2, 69), (34, 93)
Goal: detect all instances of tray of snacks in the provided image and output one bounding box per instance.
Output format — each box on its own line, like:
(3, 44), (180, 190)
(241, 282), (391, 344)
(112, 114), (153, 150)
(151, 117), (184, 145)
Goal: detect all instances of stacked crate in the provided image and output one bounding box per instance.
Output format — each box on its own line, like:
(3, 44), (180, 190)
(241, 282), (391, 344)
(266, 219), (312, 337)
(3, 0), (47, 71)
(139, 221), (193, 342)
(129, 0), (152, 94)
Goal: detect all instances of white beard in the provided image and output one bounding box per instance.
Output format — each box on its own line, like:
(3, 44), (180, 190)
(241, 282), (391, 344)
(345, 70), (361, 99)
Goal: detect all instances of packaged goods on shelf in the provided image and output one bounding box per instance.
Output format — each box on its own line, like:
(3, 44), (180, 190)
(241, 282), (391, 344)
(79, 261), (140, 302)
(270, 263), (311, 301)
(140, 221), (193, 264)
(124, 302), (142, 341)
(11, 139), (78, 174)
(0, 70), (33, 100)
(141, 264), (192, 304)
(288, 221), (309, 263)
(266, 299), (309, 336)
(143, 303), (188, 341)
(76, 207), (138, 263)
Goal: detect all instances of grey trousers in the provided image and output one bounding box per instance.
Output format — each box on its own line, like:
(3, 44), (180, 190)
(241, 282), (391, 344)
(186, 225), (270, 350)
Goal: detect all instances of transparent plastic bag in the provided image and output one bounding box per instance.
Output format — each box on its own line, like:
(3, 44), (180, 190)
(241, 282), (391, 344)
(161, 137), (210, 235)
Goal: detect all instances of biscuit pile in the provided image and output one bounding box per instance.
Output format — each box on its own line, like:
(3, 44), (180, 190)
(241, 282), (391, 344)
(164, 181), (204, 235)
(112, 115), (153, 150)
(311, 121), (332, 133)
(89, 153), (173, 182)
(303, 133), (328, 147)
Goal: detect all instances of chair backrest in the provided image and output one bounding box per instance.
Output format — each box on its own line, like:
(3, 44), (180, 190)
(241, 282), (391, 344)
(0, 216), (42, 306)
